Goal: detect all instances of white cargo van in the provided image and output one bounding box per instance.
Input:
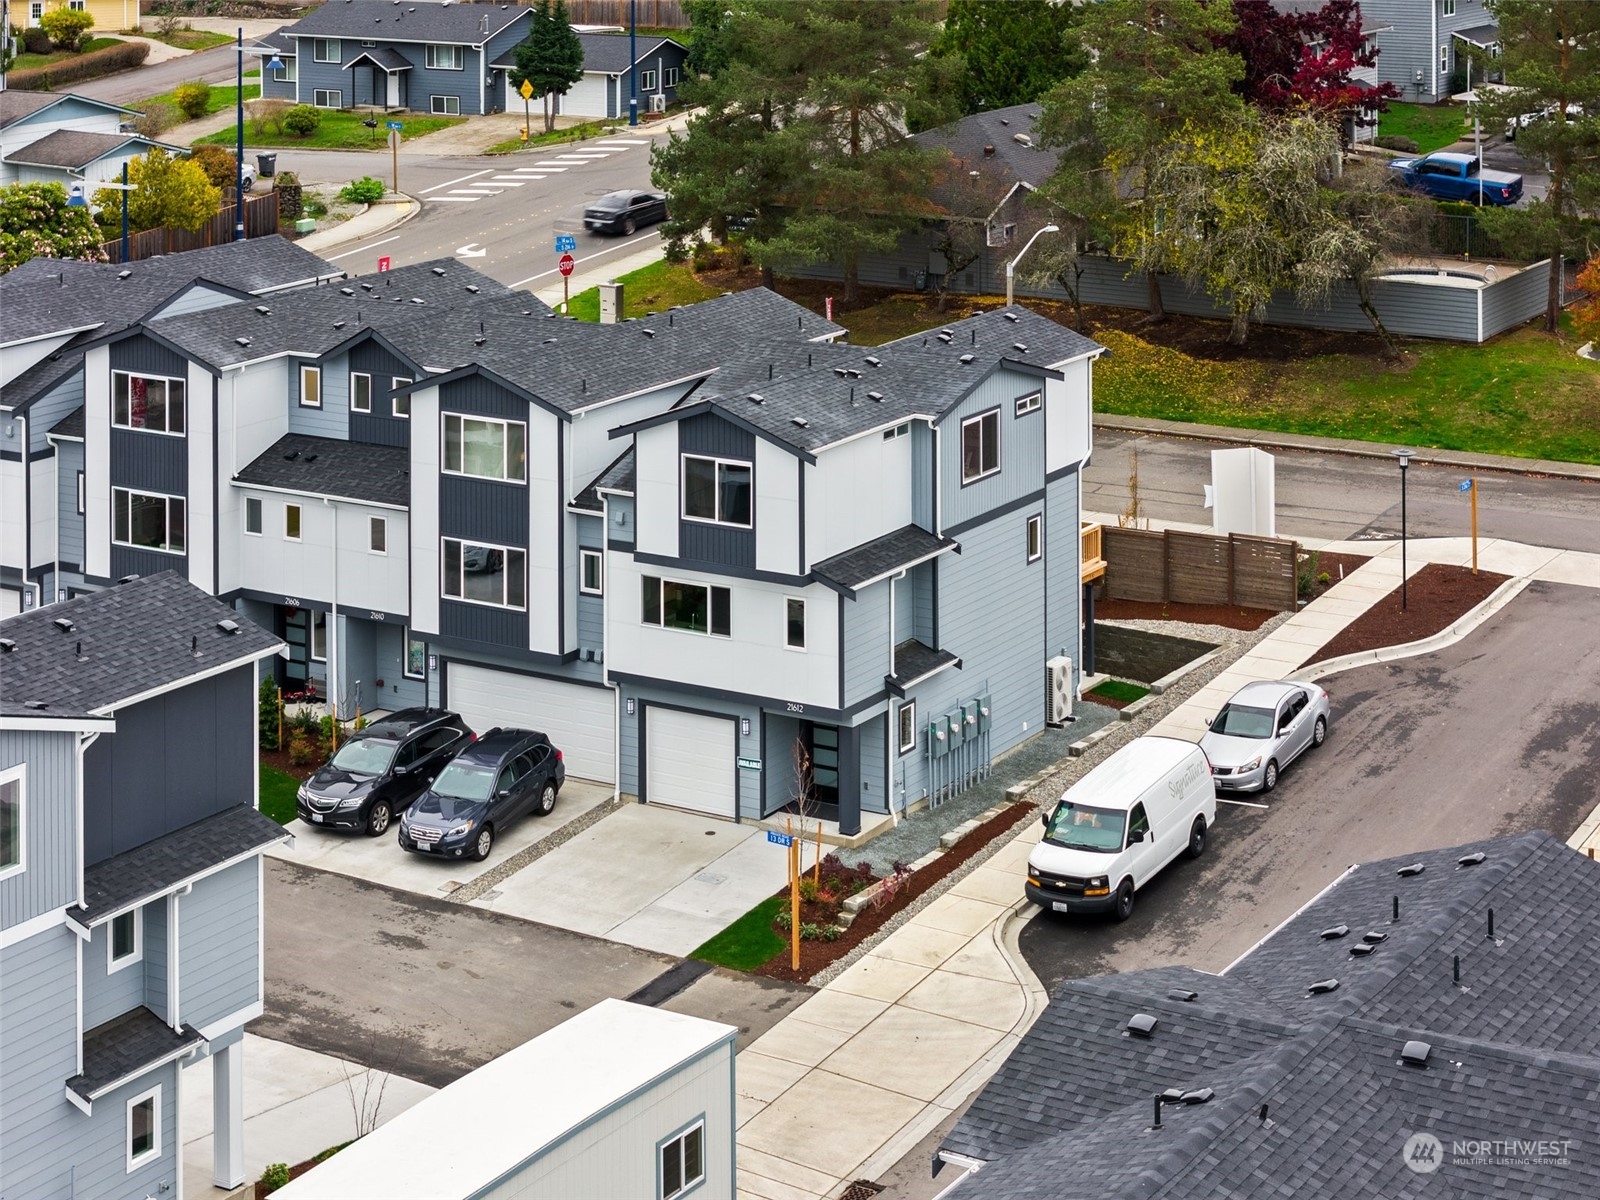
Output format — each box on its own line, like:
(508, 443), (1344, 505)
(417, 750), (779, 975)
(1025, 735), (1214, 922)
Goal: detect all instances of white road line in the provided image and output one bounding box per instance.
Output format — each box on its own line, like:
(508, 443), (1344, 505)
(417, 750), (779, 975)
(507, 231), (658, 288)
(488, 178), (529, 184)
(448, 189), (501, 196)
(512, 168), (563, 174)
(1216, 798), (1270, 809)
(426, 196), (480, 202)
(325, 235), (399, 261)
(516, 165), (567, 172)
(418, 168), (492, 195)
(607, 138), (650, 145)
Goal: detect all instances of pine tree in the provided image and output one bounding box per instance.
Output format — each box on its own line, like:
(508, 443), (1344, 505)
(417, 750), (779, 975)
(510, 0), (585, 135)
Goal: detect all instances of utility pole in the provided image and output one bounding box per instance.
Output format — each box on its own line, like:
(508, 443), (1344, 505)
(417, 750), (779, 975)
(628, 0), (638, 127)
(234, 27), (245, 241)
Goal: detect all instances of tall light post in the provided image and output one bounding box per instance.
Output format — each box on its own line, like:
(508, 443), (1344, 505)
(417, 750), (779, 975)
(628, 0), (638, 127)
(1005, 223), (1059, 307)
(235, 26), (246, 241)
(1392, 448), (1415, 610)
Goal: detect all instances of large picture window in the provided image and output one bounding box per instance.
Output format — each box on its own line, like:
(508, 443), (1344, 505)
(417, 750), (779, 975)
(0, 767), (23, 880)
(426, 43), (464, 69)
(443, 538), (526, 609)
(682, 455), (751, 526)
(444, 413), (526, 482)
(113, 488), (184, 554)
(113, 371), (185, 435)
(642, 576), (730, 637)
(960, 409), (1000, 484)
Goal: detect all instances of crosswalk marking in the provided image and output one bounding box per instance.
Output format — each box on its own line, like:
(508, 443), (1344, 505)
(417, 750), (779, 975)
(424, 142), (633, 202)
(515, 165), (566, 173)
(488, 177), (529, 184)
(608, 138), (650, 145)
(427, 196), (480, 202)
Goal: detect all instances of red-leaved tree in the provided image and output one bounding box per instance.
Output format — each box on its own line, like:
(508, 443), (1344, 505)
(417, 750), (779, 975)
(1223, 0), (1399, 133)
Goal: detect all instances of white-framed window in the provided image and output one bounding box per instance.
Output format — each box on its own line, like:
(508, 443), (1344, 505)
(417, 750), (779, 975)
(68, 0), (85, 9)
(443, 413), (526, 482)
(430, 94), (461, 116)
(310, 610), (327, 661)
(663, 66), (680, 88)
(640, 68), (658, 92)
(350, 371), (372, 413)
(1442, 0), (1456, 15)
(1026, 514), (1041, 563)
(1015, 391), (1041, 417)
(681, 454), (752, 527)
(882, 422), (910, 441)
(312, 88), (342, 108)
(76, 470), (85, 516)
(274, 58), (297, 83)
(442, 538), (526, 609)
(426, 43), (464, 70)
(126, 1085), (160, 1172)
(113, 488), (185, 554)
(392, 378), (412, 417)
(300, 365), (321, 408)
(659, 1118), (705, 1200)
(785, 597), (805, 649)
(642, 576), (730, 637)
(404, 630), (426, 679)
(108, 907), (142, 974)
(369, 516), (387, 554)
(245, 497), (263, 536)
(313, 38), (340, 63)
(113, 371), (186, 435)
(0, 766), (24, 881)
(1439, 43), (1450, 74)
(961, 409), (1000, 484)
(285, 503), (302, 542)
(580, 548), (603, 596)
(897, 702), (917, 755)
(28, 1), (41, 18)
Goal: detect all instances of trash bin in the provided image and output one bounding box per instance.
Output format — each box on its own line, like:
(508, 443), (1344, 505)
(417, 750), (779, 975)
(256, 152), (277, 178)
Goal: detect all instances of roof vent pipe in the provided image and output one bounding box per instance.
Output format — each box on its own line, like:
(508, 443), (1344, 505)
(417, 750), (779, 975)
(1152, 1095), (1163, 1130)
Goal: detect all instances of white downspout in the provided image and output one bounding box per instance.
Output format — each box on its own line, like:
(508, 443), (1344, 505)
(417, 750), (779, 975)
(169, 882), (193, 1033)
(600, 493), (621, 805)
(887, 569), (907, 823)
(76, 732), (99, 907)
(931, 421), (943, 537)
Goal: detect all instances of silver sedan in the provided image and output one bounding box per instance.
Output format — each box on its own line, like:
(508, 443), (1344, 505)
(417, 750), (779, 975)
(1200, 680), (1330, 793)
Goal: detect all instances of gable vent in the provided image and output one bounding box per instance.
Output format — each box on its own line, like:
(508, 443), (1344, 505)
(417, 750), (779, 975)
(53, 617), (75, 633)
(1457, 851), (1486, 867)
(1396, 863), (1426, 877)
(1125, 1013), (1158, 1039)
(1400, 1040), (1431, 1068)
(1167, 989), (1198, 1002)
(1320, 925), (1349, 940)
(1306, 978), (1340, 995)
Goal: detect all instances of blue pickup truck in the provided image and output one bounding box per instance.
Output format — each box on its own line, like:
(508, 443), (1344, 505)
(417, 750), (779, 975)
(1386, 152), (1524, 206)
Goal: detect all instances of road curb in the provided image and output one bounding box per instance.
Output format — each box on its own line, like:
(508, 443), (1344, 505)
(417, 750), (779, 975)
(295, 195), (420, 257)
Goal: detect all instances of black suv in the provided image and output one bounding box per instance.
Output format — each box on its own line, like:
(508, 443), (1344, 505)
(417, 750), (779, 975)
(398, 728), (566, 861)
(297, 708), (474, 836)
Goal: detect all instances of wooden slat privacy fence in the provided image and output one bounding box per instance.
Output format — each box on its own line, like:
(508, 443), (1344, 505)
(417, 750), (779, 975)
(1102, 527), (1300, 611)
(101, 190), (279, 265)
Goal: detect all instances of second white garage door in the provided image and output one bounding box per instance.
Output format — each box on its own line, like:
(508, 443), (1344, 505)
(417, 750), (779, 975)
(645, 707), (737, 819)
(446, 663), (614, 784)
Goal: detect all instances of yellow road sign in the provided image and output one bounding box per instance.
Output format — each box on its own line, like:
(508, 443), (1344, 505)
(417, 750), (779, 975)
(519, 79), (534, 101)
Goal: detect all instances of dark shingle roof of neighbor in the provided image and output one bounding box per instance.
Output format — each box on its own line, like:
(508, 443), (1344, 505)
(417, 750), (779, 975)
(248, 30), (296, 54)
(0, 89), (133, 130)
(67, 806), (290, 928)
(67, 1007), (205, 1103)
(50, 406), (85, 440)
(912, 103), (1059, 210)
(0, 572), (280, 718)
(811, 523), (957, 593)
(4, 130), (154, 169)
(282, 0), (529, 45)
(235, 433), (410, 507)
(946, 830), (1600, 1200)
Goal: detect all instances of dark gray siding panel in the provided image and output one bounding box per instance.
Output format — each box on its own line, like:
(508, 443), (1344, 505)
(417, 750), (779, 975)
(82, 665), (255, 864)
(348, 340), (415, 446)
(678, 411), (756, 568)
(111, 545), (186, 581)
(109, 333), (189, 380)
(440, 374), (529, 421)
(110, 428), (186, 496)
(0, 925), (82, 1200)
(0, 730), (77, 927)
(439, 599), (528, 650)
(440, 476), (529, 546)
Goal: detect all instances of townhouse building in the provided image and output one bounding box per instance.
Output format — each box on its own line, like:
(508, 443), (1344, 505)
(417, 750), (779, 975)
(0, 573), (288, 1198)
(1276, 0), (1500, 102)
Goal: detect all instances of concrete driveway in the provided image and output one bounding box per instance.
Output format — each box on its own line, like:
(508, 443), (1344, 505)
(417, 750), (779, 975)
(470, 804), (792, 956)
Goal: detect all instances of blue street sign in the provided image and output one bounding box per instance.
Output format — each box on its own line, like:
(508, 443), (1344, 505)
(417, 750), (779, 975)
(766, 830), (793, 847)
(1459, 479), (1473, 493)
(386, 121), (403, 131)
(554, 234), (577, 253)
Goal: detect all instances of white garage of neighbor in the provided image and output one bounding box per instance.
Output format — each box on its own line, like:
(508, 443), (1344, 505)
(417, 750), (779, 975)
(445, 662), (614, 784)
(645, 707), (737, 819)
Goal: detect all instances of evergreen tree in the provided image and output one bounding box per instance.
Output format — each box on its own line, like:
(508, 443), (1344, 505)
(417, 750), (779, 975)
(510, 0), (585, 135)
(930, 0), (1086, 115)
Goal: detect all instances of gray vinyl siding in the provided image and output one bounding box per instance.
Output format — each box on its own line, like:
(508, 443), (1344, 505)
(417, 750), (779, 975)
(910, 559), (935, 646)
(678, 412), (756, 570)
(56, 439), (85, 568)
(340, 614), (376, 709)
(143, 896), (169, 1024)
(940, 367), (1047, 531)
(178, 857), (260, 1030)
(841, 583), (890, 708)
(82, 666), (254, 865)
(292, 28), (530, 115)
(1481, 259), (1551, 338)
(262, 62), (297, 101)
(72, 1064), (181, 1200)
(347, 340), (415, 446)
(150, 282), (245, 320)
(761, 712), (801, 814)
(910, 421), (935, 530)
(0, 730), (77, 929)
(1359, 0), (1438, 97)
(617, 683), (763, 816)
(83, 918), (147, 1031)
(27, 370), (85, 455)
(607, 496), (634, 546)
(0, 924), (81, 1200)
(1044, 470), (1081, 676)
(893, 569), (913, 641)
(858, 711), (888, 814)
(363, 619), (427, 711)
(288, 359), (345, 439)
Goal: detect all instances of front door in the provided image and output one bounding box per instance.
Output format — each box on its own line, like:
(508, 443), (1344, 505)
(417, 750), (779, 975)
(280, 607), (310, 688)
(386, 69), (401, 108)
(803, 723), (840, 818)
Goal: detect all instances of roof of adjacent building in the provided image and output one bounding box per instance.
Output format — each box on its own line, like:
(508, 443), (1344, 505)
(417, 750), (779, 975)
(0, 572), (280, 719)
(2, 129), (174, 170)
(274, 999), (736, 1199)
(811, 523), (958, 594)
(491, 31), (686, 73)
(67, 1007), (204, 1104)
(912, 103), (1059, 206)
(944, 830), (1600, 1199)
(0, 89), (134, 130)
(235, 433), (410, 507)
(280, 0), (530, 45)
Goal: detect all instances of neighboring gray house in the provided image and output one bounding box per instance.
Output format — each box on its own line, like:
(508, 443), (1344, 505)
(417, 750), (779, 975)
(936, 830), (1600, 1198)
(0, 90), (175, 190)
(0, 573), (289, 1199)
(250, 1), (534, 115)
(492, 33), (690, 119)
(1282, 0), (1499, 102)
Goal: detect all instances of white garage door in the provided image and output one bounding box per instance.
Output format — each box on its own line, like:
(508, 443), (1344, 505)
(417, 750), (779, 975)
(558, 73), (609, 118)
(446, 663), (614, 784)
(645, 708), (737, 819)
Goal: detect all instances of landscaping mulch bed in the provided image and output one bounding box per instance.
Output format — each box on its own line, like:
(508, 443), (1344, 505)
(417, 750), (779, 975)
(1300, 562), (1509, 668)
(752, 800), (1039, 984)
(260, 747), (315, 781)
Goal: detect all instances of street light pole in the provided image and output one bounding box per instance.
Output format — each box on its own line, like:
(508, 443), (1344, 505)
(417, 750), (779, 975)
(628, 0), (638, 128)
(121, 161), (129, 263)
(1005, 223), (1060, 307)
(235, 26), (246, 242)
(1392, 448), (1415, 610)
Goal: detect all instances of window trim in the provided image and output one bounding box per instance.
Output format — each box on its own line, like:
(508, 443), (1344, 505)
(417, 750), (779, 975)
(785, 596), (806, 650)
(663, 65), (680, 88)
(959, 408), (1001, 485)
(108, 906), (143, 975)
(312, 37), (340, 63)
(244, 496), (262, 536)
(680, 453), (753, 528)
(350, 371), (372, 414)
(640, 68), (659, 92)
(369, 515), (387, 556)
(112, 487), (185, 556)
(658, 1115), (706, 1200)
(0, 765), (25, 882)
(312, 88), (343, 109)
(310, 609), (327, 662)
(579, 548), (604, 596)
(76, 470), (85, 516)
(641, 575), (731, 638)
(1026, 513), (1042, 563)
(1442, 0), (1456, 15)
(274, 58), (297, 83)
(112, 369), (186, 437)
(442, 412), (526, 483)
(441, 537), (527, 611)
(883, 421), (910, 441)
(126, 1085), (161, 1172)
(897, 702), (917, 755)
(1015, 390), (1041, 417)
(392, 378), (412, 418)
(430, 94), (462, 116)
(404, 629), (427, 680)
(425, 43), (464, 70)
(284, 503), (302, 543)
(299, 364), (322, 409)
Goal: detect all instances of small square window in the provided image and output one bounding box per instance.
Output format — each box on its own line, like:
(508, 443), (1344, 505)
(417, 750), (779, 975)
(1026, 514), (1041, 563)
(370, 516), (387, 554)
(785, 597), (805, 649)
(897, 702), (917, 754)
(1015, 391), (1041, 417)
(350, 372), (372, 413)
(109, 907), (142, 973)
(285, 504), (302, 541)
(126, 1086), (160, 1171)
(245, 497), (262, 535)
(580, 549), (603, 595)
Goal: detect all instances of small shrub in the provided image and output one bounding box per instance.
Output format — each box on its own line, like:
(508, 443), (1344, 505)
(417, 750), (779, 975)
(286, 732), (313, 768)
(797, 877), (820, 904)
(40, 7), (94, 51)
(773, 907), (792, 932)
(190, 143), (237, 189)
(258, 675), (282, 751)
(10, 39), (149, 89)
(690, 240), (718, 271)
(172, 80), (211, 119)
(259, 1162), (291, 1195)
(798, 922), (825, 941)
(127, 100), (179, 139)
(251, 98), (290, 137)
(23, 26), (52, 54)
(338, 176), (385, 204)
(283, 104), (321, 138)
(155, 10), (182, 37)
(1374, 134), (1419, 153)
(1297, 549), (1322, 600)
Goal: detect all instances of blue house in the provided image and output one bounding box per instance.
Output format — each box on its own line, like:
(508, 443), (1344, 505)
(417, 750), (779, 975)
(0, 572), (289, 1197)
(251, 1), (534, 115)
(491, 32), (690, 119)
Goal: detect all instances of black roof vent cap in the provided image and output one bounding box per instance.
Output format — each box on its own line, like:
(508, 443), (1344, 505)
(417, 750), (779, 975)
(431, 267), (446, 276)
(235, 336), (252, 347)
(1167, 989), (1198, 1002)
(117, 574), (140, 584)
(936, 332), (953, 343)
(1458, 852), (1486, 867)
(1181, 1088), (1215, 1105)
(24, 700), (48, 709)
(959, 353), (976, 365)
(1159, 1087), (1186, 1103)
(834, 366), (849, 377)
(1307, 978), (1340, 995)
(1349, 942), (1376, 957)
(466, 284), (480, 293)
(1004, 311), (1020, 322)
(1397, 863), (1426, 877)
(1362, 930), (1389, 943)
(865, 355), (881, 367)
(216, 619), (240, 635)
(118, 269), (132, 280)
(52, 617), (75, 633)
(1013, 343), (1028, 353)
(747, 393), (764, 404)
(867, 390), (884, 402)
(340, 287), (354, 296)
(642, 329), (655, 338)
(1125, 1013), (1158, 1039)
(0, 638), (15, 653)
(791, 417), (809, 429)
(1401, 1040), (1431, 1068)
(1320, 925), (1350, 940)
(255, 305), (271, 315)
(333, 320), (346, 330)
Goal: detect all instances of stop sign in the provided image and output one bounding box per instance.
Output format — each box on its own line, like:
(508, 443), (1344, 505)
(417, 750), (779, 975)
(558, 253), (575, 277)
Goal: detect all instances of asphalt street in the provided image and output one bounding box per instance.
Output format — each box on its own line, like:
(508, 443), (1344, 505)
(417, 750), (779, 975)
(254, 859), (810, 1089)
(1018, 578), (1600, 996)
(72, 43), (244, 106)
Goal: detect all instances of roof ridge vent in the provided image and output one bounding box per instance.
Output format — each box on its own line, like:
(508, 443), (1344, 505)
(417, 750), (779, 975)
(1125, 1013), (1158, 1039)
(1306, 978), (1340, 995)
(1400, 1040), (1431, 1068)
(1397, 863), (1426, 877)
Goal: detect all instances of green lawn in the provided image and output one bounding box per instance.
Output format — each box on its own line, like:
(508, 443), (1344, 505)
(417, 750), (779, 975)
(143, 28), (234, 51)
(138, 82), (261, 119)
(13, 36), (122, 70)
(562, 258), (727, 320)
(196, 110), (464, 151)
(486, 119), (615, 155)
(259, 763), (300, 826)
(1088, 680), (1150, 705)
(1373, 102), (1470, 153)
(690, 895), (786, 972)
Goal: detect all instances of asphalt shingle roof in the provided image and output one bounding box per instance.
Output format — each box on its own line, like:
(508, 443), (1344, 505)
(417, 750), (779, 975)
(812, 524), (957, 592)
(234, 433), (410, 507)
(0, 572), (280, 718)
(50, 406), (84, 440)
(67, 1007), (205, 1102)
(912, 104), (1059, 212)
(4, 130), (154, 169)
(573, 445), (635, 511)
(889, 640), (959, 691)
(347, 46), (412, 71)
(0, 89), (132, 130)
(281, 1), (529, 45)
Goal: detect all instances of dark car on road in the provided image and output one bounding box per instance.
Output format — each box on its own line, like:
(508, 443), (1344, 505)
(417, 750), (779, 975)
(584, 190), (668, 236)
(398, 728), (566, 861)
(297, 708), (475, 836)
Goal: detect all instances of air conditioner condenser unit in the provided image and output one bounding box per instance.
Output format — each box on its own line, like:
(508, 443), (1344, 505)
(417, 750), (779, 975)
(1047, 656), (1073, 725)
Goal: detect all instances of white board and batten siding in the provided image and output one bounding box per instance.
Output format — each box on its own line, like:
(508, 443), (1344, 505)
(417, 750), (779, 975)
(276, 999), (737, 1200)
(445, 662), (615, 785)
(645, 707), (737, 818)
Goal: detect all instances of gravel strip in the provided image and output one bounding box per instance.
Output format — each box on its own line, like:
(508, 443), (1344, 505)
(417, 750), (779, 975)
(447, 795), (630, 905)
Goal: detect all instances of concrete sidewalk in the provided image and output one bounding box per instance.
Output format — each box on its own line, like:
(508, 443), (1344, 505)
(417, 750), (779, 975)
(735, 533), (1600, 1200)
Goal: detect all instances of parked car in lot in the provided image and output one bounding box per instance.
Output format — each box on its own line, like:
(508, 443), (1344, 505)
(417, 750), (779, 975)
(398, 728), (566, 862)
(1507, 103), (1583, 141)
(1386, 151), (1524, 206)
(1200, 681), (1330, 794)
(584, 190), (668, 236)
(297, 708), (475, 836)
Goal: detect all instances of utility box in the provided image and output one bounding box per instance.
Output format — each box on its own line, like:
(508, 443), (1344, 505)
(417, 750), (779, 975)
(599, 281), (623, 324)
(293, 217), (316, 234)
(977, 693), (992, 732)
(945, 710), (965, 750)
(928, 716), (949, 757)
(961, 700), (980, 737)
(1209, 446), (1276, 537)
